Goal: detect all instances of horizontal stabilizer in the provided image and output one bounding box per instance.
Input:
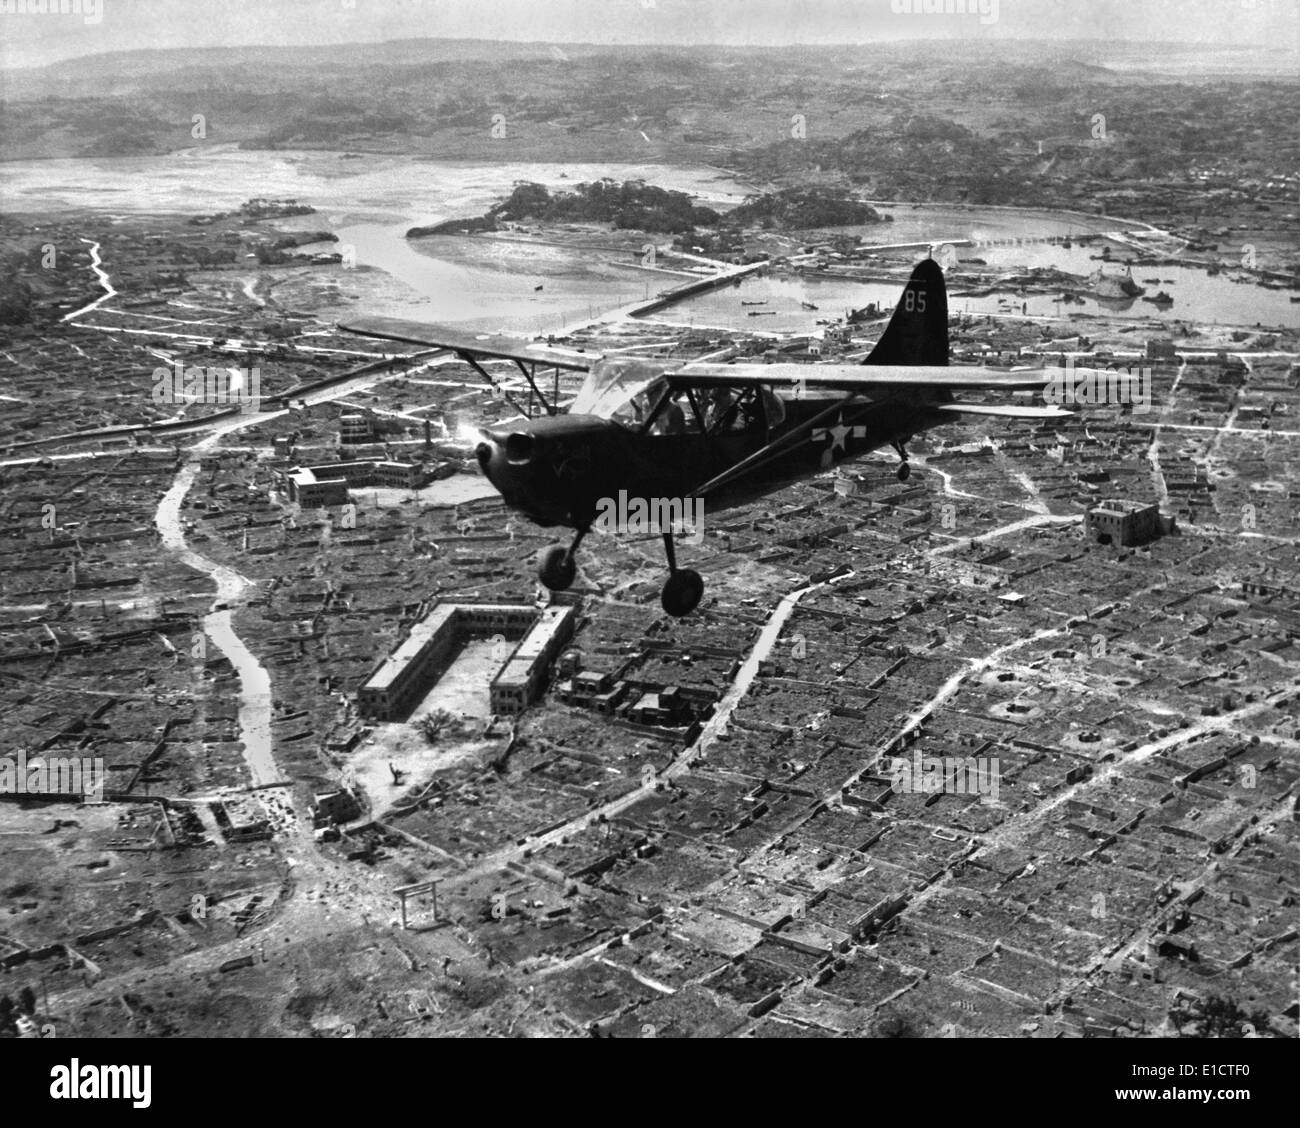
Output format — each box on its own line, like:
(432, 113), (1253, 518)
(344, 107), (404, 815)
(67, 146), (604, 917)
(935, 403), (1076, 419)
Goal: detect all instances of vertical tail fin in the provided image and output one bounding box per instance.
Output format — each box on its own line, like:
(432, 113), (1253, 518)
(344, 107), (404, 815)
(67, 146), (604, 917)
(862, 258), (949, 367)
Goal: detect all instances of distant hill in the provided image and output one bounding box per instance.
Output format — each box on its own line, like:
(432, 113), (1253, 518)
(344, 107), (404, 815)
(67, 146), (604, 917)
(2, 38), (1294, 216)
(723, 188), (888, 230)
(409, 179), (721, 237)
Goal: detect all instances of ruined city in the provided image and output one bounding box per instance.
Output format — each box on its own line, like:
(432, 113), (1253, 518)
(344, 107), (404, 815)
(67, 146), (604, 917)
(0, 0), (1296, 1072)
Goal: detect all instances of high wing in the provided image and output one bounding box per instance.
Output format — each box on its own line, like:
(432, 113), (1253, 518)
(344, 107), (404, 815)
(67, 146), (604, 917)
(339, 316), (594, 371)
(667, 361), (1054, 392)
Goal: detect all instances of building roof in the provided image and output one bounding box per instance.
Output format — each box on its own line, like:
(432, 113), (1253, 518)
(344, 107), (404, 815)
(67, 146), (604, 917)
(512, 606), (574, 663)
(492, 606), (575, 688)
(362, 603), (459, 692)
(1089, 499), (1158, 516)
(365, 602), (563, 696)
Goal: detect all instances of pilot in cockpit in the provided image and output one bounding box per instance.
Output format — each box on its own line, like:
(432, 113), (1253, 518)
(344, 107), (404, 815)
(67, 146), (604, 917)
(705, 387), (742, 432)
(651, 393), (688, 435)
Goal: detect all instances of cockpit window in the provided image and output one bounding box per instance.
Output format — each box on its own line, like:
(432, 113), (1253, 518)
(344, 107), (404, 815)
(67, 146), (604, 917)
(571, 358), (782, 438)
(570, 357), (666, 420)
(607, 377), (667, 430)
(702, 385), (765, 434)
(648, 389), (694, 435)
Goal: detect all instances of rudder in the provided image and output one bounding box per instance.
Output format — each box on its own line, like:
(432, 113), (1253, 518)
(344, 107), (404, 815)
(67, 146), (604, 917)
(862, 258), (949, 367)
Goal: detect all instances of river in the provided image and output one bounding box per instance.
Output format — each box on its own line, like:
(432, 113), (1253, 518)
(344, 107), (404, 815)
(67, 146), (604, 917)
(2, 146), (753, 330)
(6, 145), (1293, 332)
(155, 449), (282, 790)
(667, 228), (1300, 333)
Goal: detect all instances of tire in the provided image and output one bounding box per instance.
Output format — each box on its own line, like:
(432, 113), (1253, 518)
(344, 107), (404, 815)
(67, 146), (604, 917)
(538, 544), (576, 591)
(661, 569), (704, 617)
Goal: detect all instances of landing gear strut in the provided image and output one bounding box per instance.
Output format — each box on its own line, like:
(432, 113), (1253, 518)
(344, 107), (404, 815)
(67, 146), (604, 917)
(539, 528), (703, 616)
(892, 439), (910, 482)
(538, 528), (587, 591)
(660, 532), (703, 618)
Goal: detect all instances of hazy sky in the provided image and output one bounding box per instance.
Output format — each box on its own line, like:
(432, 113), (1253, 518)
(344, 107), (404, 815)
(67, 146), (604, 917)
(2, 0), (1297, 68)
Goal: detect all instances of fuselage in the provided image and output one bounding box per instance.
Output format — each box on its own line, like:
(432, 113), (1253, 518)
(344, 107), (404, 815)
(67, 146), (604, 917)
(474, 390), (951, 531)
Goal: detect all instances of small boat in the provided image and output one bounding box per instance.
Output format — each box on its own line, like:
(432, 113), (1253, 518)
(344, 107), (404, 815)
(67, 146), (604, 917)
(748, 310), (777, 317)
(801, 301), (819, 311)
(1143, 278), (1160, 284)
(1289, 295), (1300, 303)
(741, 300), (767, 307)
(1143, 291), (1174, 305)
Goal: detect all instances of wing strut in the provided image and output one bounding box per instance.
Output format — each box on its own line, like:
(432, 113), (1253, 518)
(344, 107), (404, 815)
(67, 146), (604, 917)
(512, 359), (556, 416)
(459, 353), (531, 421)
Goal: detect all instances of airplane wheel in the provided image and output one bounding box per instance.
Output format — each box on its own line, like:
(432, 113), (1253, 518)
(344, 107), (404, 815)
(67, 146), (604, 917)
(538, 544), (576, 591)
(661, 569), (704, 617)
(896, 462), (911, 482)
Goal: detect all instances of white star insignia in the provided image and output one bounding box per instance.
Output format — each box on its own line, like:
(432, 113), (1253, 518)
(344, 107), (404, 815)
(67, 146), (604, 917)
(812, 414), (865, 455)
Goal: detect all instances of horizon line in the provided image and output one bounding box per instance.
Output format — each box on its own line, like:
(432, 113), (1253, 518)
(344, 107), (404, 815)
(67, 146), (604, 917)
(4, 33), (1290, 74)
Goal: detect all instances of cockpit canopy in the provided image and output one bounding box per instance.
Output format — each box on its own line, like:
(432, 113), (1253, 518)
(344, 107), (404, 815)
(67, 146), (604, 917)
(570, 356), (784, 434)
(569, 357), (666, 421)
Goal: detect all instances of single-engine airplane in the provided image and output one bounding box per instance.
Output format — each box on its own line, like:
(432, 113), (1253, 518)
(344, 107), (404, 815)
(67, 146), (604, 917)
(342, 259), (1075, 617)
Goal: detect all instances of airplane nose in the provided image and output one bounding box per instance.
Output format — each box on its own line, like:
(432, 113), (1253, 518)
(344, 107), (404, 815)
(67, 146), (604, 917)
(475, 429), (541, 489)
(471, 414), (614, 528)
(474, 429), (545, 518)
